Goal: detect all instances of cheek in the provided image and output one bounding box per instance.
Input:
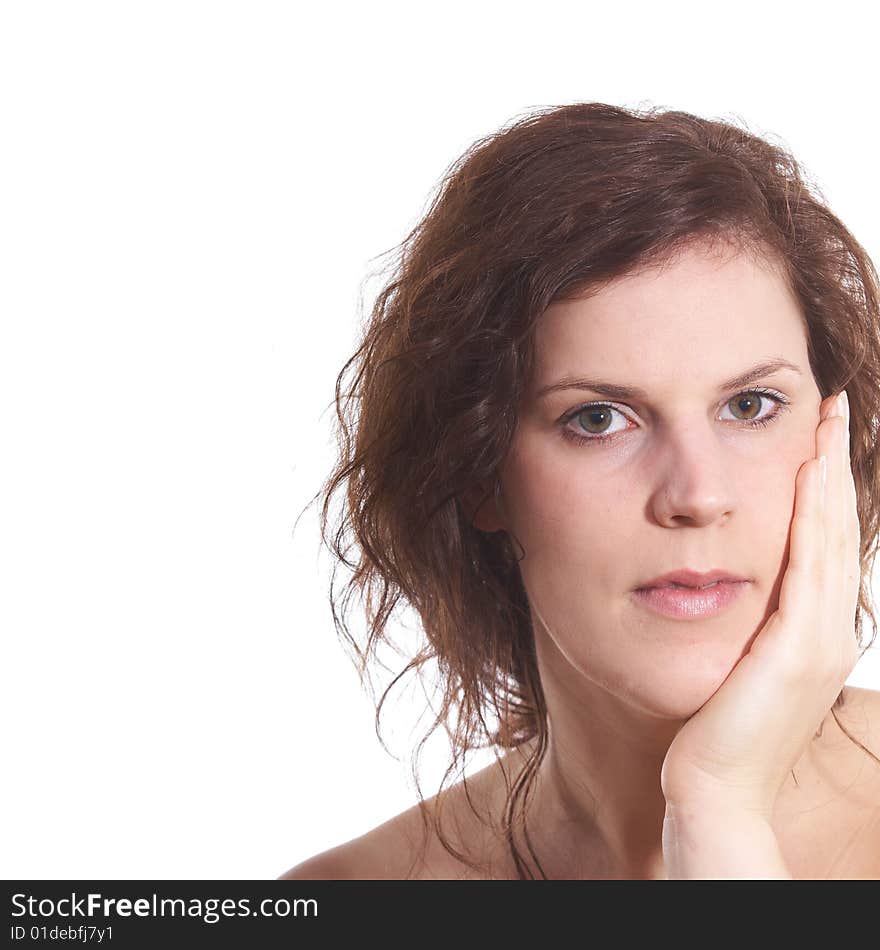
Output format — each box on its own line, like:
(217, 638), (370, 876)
(499, 446), (570, 549)
(501, 453), (625, 589)
(756, 446), (812, 588)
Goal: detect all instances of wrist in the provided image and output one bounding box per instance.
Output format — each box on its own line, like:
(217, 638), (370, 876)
(662, 802), (792, 880)
(663, 786), (776, 824)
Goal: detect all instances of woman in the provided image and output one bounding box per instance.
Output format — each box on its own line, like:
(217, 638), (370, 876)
(281, 102), (880, 879)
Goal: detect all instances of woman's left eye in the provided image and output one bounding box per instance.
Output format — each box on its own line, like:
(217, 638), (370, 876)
(560, 388), (791, 447)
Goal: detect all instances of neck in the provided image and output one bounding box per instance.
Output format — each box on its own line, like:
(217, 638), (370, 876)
(517, 689), (675, 879)
(501, 629), (847, 880)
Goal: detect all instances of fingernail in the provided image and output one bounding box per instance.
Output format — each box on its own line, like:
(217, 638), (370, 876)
(836, 392), (846, 418)
(842, 389), (849, 423)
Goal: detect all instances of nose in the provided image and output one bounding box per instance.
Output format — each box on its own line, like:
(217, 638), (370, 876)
(649, 422), (735, 527)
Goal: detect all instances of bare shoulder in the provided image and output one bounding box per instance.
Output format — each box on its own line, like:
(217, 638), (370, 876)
(276, 802), (435, 881)
(835, 685), (880, 749)
(824, 685), (880, 803)
(825, 685), (880, 878)
(278, 751), (525, 881)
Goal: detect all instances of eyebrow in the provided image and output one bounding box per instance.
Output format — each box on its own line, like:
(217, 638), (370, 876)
(536, 357), (804, 401)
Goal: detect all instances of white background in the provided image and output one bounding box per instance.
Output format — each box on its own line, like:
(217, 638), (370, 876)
(2, 1), (878, 879)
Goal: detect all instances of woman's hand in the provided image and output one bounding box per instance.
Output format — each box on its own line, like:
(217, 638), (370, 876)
(659, 389), (862, 822)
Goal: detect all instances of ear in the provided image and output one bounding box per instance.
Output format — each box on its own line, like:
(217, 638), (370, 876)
(461, 479), (506, 533)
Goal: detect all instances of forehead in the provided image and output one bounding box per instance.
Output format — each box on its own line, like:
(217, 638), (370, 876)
(532, 243), (808, 385)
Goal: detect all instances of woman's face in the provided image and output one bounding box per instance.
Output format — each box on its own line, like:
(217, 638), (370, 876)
(496, 241), (823, 719)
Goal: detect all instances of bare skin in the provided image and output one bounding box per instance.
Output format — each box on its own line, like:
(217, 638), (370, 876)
(281, 239), (880, 880)
(280, 686), (880, 880)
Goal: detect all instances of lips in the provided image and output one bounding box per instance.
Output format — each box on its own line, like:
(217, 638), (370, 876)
(632, 580), (748, 619)
(636, 568), (749, 591)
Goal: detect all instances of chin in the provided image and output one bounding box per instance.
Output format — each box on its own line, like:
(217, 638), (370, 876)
(615, 651), (740, 721)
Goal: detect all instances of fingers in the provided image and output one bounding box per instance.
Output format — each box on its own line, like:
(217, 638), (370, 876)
(818, 393), (846, 560)
(837, 392), (861, 556)
(838, 392), (862, 663)
(816, 390), (860, 671)
(776, 392), (839, 646)
(775, 444), (824, 626)
(775, 390), (859, 669)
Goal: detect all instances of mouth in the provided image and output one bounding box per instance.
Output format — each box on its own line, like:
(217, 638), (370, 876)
(635, 568), (749, 590)
(660, 581), (726, 590)
(631, 579), (749, 620)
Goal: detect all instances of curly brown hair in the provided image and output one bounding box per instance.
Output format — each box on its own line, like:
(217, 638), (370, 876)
(307, 102), (880, 879)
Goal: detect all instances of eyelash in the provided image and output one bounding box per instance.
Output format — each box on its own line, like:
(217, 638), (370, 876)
(559, 388), (792, 447)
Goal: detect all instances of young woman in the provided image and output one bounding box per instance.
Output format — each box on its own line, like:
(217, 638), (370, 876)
(281, 102), (880, 879)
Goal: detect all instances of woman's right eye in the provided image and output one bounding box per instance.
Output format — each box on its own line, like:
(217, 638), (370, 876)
(561, 403), (629, 446)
